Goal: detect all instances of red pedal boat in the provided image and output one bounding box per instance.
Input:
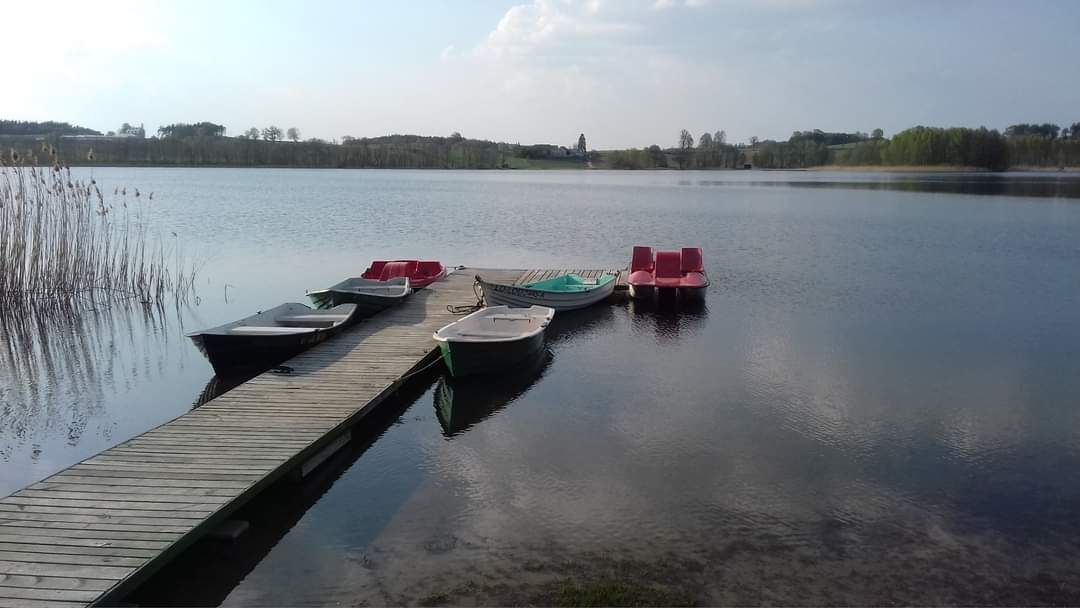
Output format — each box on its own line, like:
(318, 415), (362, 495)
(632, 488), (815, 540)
(361, 260), (446, 289)
(627, 246), (708, 300)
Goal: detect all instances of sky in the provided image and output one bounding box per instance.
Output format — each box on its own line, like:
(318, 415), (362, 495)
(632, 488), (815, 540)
(5, 0), (1079, 149)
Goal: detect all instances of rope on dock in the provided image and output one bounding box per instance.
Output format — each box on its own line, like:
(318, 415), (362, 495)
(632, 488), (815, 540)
(446, 277), (485, 314)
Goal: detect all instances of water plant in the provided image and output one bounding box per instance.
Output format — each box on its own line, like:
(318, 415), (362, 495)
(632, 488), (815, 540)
(0, 152), (199, 305)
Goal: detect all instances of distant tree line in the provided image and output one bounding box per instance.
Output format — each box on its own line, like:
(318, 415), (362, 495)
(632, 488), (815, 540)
(0, 130), (515, 169)
(750, 123), (1080, 171)
(0, 120), (100, 136)
(157, 122), (225, 138)
(6, 117), (1079, 171)
(338, 134), (506, 169)
(603, 128), (743, 169)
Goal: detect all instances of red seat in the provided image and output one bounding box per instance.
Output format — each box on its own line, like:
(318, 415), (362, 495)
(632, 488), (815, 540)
(630, 246), (655, 272)
(654, 250), (682, 288)
(680, 272), (708, 288)
(416, 261), (443, 277)
(628, 270), (654, 286)
(362, 261), (388, 280)
(681, 247), (704, 273)
(379, 261), (417, 281)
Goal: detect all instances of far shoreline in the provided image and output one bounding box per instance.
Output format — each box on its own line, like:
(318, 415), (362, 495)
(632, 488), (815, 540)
(809, 164), (1080, 173)
(47, 163), (1080, 173)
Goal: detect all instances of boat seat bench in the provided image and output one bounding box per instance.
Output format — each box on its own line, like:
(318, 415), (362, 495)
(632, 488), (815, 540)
(458, 329), (537, 338)
(277, 314), (350, 322)
(230, 326), (318, 335)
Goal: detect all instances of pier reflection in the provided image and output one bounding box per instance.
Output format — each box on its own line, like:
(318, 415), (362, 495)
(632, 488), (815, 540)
(124, 364), (443, 607)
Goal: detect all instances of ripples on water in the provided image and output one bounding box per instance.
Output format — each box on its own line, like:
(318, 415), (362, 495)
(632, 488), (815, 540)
(4, 169), (1080, 604)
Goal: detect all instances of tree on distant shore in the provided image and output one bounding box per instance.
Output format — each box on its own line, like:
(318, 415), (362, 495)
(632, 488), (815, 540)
(577, 133), (587, 155)
(243, 127), (259, 140)
(749, 135), (759, 147)
(698, 132), (713, 149)
(676, 129), (694, 169)
(157, 122), (226, 138)
(262, 126), (282, 142)
(1005, 123), (1060, 139)
(0, 120), (100, 136)
(647, 144), (666, 168)
(287, 127), (301, 142)
(872, 128), (884, 140)
(714, 130), (726, 145)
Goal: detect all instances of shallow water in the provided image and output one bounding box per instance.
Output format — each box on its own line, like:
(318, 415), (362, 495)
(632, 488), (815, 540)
(4, 169), (1080, 604)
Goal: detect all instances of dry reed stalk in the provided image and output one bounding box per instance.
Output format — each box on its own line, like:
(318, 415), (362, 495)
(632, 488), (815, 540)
(0, 155), (200, 306)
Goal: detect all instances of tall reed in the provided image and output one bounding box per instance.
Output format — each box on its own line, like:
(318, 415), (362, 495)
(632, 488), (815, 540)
(0, 154), (199, 305)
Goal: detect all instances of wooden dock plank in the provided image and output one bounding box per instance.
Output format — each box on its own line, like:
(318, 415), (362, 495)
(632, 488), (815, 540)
(0, 268), (632, 606)
(0, 586), (102, 604)
(0, 543), (147, 558)
(0, 270), (483, 606)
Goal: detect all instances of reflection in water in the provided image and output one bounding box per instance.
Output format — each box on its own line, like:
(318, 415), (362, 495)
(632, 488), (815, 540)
(545, 303), (617, 344)
(6, 168), (1080, 604)
(0, 299), (167, 446)
(627, 295), (709, 344)
(0, 297), (195, 495)
(431, 305), (619, 437)
(696, 173), (1080, 198)
(192, 373), (254, 408)
(126, 368), (442, 608)
(435, 349), (553, 436)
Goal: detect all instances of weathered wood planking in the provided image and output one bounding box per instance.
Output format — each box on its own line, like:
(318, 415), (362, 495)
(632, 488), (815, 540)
(0, 269), (504, 608)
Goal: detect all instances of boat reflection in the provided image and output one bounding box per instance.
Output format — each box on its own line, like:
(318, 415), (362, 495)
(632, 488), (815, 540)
(191, 373), (255, 408)
(544, 303), (616, 345)
(434, 348), (553, 437)
(627, 295), (709, 343)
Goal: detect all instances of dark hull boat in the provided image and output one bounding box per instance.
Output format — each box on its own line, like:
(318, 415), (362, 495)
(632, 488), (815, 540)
(307, 277), (411, 317)
(187, 303), (357, 376)
(434, 349), (552, 436)
(432, 305), (554, 377)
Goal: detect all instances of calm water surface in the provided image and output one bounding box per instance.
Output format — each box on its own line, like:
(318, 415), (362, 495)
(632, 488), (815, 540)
(4, 169), (1080, 604)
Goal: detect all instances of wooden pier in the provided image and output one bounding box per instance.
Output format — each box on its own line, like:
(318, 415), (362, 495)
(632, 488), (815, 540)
(0, 268), (621, 608)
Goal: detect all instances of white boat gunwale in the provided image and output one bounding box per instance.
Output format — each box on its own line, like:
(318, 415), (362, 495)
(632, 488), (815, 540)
(433, 306), (554, 344)
(476, 273), (617, 311)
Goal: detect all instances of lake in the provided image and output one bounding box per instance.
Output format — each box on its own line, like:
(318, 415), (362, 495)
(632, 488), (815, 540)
(3, 169), (1080, 604)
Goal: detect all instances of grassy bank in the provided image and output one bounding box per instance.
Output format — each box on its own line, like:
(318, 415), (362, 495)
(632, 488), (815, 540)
(810, 165), (986, 172)
(504, 157), (588, 170)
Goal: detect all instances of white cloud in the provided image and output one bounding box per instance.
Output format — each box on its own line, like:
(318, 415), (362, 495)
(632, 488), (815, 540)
(476, 0), (639, 59)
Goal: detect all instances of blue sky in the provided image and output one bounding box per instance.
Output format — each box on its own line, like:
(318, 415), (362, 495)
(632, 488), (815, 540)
(6, 0), (1079, 148)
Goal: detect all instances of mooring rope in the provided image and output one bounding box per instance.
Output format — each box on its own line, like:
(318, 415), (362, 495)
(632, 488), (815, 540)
(396, 354), (445, 382)
(446, 276), (485, 314)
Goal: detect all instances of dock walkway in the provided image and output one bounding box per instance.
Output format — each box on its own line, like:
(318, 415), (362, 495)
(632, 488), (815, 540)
(0, 268), (618, 607)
